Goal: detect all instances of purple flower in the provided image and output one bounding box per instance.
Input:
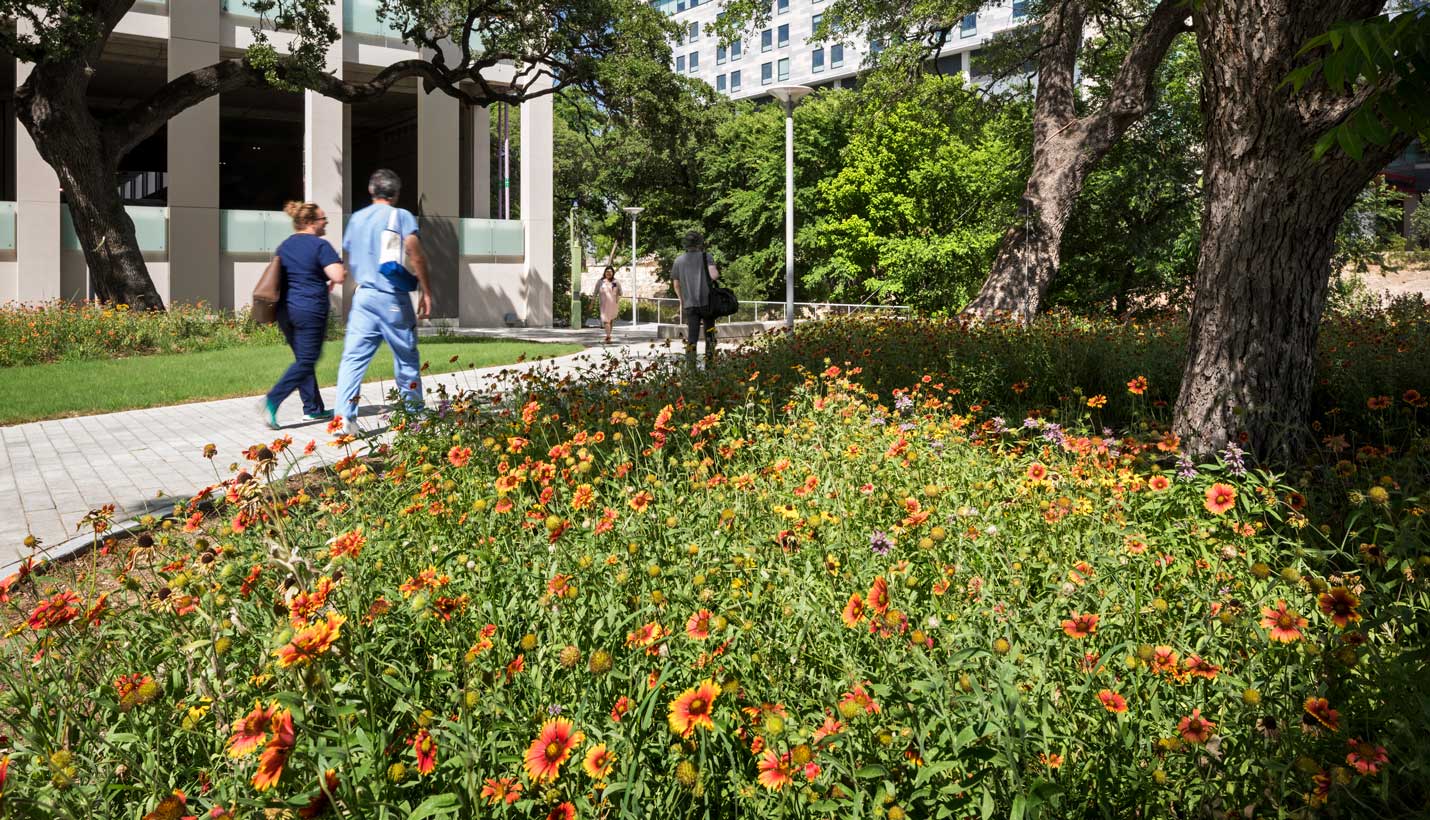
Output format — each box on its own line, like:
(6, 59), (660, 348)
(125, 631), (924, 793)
(547, 703), (564, 716)
(870, 415), (886, 426)
(899, 422), (915, 432)
(1221, 442), (1247, 477)
(990, 416), (1007, 434)
(1176, 454), (1199, 481)
(869, 530), (893, 556)
(1022, 417), (1041, 429)
(1042, 423), (1065, 446)
(895, 393), (914, 412)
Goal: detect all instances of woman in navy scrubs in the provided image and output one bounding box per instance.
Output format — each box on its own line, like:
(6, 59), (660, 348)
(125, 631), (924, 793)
(262, 201), (346, 428)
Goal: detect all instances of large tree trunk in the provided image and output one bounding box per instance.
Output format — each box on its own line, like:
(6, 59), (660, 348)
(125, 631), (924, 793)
(963, 0), (1190, 321)
(15, 68), (165, 310)
(1173, 0), (1407, 459)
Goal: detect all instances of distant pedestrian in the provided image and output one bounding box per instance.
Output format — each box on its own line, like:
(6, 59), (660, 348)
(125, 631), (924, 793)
(334, 169), (432, 433)
(671, 231), (719, 368)
(262, 201), (345, 429)
(596, 266), (621, 343)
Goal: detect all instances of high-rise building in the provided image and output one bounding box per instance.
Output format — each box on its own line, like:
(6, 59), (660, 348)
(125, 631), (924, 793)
(1, 0), (555, 327)
(654, 0), (1032, 99)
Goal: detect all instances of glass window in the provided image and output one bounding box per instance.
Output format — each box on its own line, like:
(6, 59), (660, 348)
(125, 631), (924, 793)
(675, 28), (683, 45)
(811, 13), (822, 34)
(761, 29), (772, 51)
(689, 0), (699, 6)
(830, 43), (843, 68)
(717, 73), (727, 91)
(689, 51), (699, 72)
(777, 24), (788, 47)
(1011, 0), (1028, 17)
(761, 61), (773, 85)
(777, 57), (789, 81)
(676, 0), (684, 11)
(675, 54), (685, 72)
(689, 21), (698, 40)
(960, 13), (976, 36)
(717, 44), (727, 64)
(731, 40), (742, 59)
(869, 38), (885, 54)
(812, 47), (825, 72)
(731, 69), (741, 90)
(776, 0), (789, 13)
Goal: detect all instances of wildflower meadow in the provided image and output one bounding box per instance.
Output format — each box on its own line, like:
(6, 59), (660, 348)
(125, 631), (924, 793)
(1, 308), (1427, 819)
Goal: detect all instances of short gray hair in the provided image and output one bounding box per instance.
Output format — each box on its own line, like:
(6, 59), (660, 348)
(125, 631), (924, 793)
(368, 169), (401, 201)
(683, 230), (705, 252)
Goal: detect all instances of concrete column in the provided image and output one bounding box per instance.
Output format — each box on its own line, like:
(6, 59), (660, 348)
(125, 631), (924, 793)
(417, 86), (461, 320)
(472, 104), (491, 218)
(167, 0), (221, 307)
(13, 54), (61, 302)
(305, 0), (346, 313)
(519, 78), (554, 327)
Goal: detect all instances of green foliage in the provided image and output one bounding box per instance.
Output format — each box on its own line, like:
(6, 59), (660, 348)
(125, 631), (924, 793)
(1288, 5), (1430, 161)
(806, 75), (1029, 310)
(1055, 34), (1202, 314)
(1333, 177), (1408, 275)
(4, 310), (1429, 817)
(1409, 197), (1430, 250)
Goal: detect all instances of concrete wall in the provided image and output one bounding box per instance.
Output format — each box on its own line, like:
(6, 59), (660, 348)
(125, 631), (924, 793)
(4, 0), (553, 329)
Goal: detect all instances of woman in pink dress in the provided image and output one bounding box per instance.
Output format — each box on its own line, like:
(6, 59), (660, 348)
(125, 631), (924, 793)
(596, 266), (622, 343)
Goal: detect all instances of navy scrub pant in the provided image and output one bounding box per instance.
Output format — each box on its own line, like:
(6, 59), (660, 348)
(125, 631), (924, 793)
(267, 305), (328, 416)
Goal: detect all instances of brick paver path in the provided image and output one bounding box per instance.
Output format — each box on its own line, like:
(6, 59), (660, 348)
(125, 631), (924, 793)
(0, 336), (672, 570)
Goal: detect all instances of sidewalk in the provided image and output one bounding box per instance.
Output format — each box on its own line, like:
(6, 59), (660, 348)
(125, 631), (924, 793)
(0, 336), (673, 569)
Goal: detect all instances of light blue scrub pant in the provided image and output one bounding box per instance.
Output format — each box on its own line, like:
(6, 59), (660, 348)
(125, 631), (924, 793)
(335, 285), (423, 423)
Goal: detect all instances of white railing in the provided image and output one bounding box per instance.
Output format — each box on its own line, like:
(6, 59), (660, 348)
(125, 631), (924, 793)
(629, 297), (908, 326)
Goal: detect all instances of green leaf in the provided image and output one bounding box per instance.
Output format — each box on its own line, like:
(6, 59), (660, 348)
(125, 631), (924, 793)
(407, 792), (460, 820)
(854, 765), (888, 778)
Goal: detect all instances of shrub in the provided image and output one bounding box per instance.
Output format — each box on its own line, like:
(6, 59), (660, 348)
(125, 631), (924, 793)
(0, 313), (1425, 818)
(0, 301), (301, 367)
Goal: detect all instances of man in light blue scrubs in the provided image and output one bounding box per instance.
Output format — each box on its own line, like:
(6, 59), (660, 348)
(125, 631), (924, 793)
(335, 169), (432, 433)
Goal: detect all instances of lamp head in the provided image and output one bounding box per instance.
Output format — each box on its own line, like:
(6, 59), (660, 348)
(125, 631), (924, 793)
(768, 84), (814, 107)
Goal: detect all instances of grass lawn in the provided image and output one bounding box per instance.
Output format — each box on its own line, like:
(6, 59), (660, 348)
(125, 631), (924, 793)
(0, 337), (585, 424)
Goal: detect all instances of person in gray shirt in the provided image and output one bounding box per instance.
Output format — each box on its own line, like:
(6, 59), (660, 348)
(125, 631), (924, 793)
(671, 230), (720, 369)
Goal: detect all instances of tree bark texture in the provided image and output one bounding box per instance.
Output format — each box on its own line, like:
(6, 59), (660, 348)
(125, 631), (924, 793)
(15, 67), (166, 310)
(1174, 0), (1408, 459)
(963, 0), (1190, 321)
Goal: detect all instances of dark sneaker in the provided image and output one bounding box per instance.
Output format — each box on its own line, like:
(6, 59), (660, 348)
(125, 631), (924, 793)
(260, 399), (280, 430)
(303, 410), (335, 422)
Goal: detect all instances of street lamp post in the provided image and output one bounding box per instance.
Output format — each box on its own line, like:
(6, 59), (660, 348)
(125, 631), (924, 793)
(622, 206), (644, 328)
(768, 84), (812, 331)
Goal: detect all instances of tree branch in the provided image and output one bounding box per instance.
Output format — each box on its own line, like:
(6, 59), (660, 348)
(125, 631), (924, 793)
(1100, 0), (1192, 127)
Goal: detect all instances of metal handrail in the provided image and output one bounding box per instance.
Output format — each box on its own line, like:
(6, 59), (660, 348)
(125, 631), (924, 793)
(630, 297), (909, 325)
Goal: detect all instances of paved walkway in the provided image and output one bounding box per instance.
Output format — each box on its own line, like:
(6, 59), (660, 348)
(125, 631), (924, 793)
(0, 331), (673, 570)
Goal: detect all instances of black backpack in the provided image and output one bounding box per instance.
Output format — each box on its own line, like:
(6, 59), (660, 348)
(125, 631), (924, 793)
(700, 252), (739, 319)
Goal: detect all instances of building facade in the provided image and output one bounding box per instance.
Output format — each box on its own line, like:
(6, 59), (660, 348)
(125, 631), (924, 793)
(655, 0), (1029, 99)
(0, 0), (555, 327)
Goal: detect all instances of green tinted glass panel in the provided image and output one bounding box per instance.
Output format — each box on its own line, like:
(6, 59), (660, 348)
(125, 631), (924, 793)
(0, 202), (15, 251)
(221, 210), (288, 253)
(60, 206), (79, 251)
(491, 221), (524, 256)
(129, 206), (168, 252)
(344, 0), (405, 36)
(459, 219), (524, 256)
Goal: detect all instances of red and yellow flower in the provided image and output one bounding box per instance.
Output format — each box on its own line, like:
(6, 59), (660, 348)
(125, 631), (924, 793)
(523, 717), (584, 782)
(582, 742), (616, 780)
(1177, 708), (1216, 744)
(1260, 600), (1308, 643)
(668, 679), (720, 738)
(1204, 483), (1236, 515)
(412, 728), (437, 775)
(275, 611), (345, 667)
(1318, 586), (1362, 628)
(252, 708), (295, 791)
(1097, 690), (1127, 714)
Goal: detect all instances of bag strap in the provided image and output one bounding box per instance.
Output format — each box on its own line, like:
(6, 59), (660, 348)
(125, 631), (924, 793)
(703, 252), (715, 282)
(385, 207), (400, 233)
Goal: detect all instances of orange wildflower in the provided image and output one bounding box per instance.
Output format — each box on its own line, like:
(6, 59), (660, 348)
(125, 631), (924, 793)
(1177, 708), (1215, 744)
(582, 743), (616, 780)
(481, 776), (522, 805)
(275, 611), (345, 667)
(1097, 690), (1127, 713)
(1346, 738), (1388, 775)
(227, 701), (278, 758)
(1204, 483), (1236, 515)
(1127, 376), (1148, 395)
(523, 717), (584, 782)
(841, 593), (865, 628)
(1304, 697), (1340, 732)
(686, 609), (712, 640)
(252, 709), (295, 791)
(412, 728), (437, 775)
(1317, 587), (1362, 628)
(1260, 600), (1308, 643)
(1061, 612), (1099, 639)
(668, 679), (720, 738)
(757, 750), (793, 791)
(867, 576), (890, 614)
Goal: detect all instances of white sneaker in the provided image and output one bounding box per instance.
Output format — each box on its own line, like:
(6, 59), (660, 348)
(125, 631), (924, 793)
(342, 416), (362, 437)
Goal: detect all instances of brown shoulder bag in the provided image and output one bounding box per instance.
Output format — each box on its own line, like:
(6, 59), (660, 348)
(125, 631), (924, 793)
(251, 256), (283, 325)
